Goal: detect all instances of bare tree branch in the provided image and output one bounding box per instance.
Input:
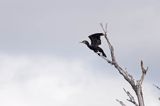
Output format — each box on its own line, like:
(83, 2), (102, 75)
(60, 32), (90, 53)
(153, 84), (160, 90)
(99, 23), (148, 106)
(123, 88), (138, 106)
(100, 23), (136, 89)
(153, 84), (160, 101)
(139, 61), (148, 85)
(116, 99), (126, 106)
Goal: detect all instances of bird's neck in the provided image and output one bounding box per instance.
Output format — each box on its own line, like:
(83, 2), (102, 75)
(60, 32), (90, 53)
(85, 42), (93, 49)
(85, 42), (90, 47)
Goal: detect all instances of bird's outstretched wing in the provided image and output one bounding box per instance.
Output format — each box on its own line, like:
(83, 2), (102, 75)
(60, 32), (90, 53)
(88, 33), (104, 46)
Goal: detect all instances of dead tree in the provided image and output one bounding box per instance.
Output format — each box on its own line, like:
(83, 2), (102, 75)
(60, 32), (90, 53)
(99, 24), (148, 106)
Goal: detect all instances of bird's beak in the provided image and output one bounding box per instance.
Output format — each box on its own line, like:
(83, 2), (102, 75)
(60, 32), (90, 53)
(80, 41), (83, 43)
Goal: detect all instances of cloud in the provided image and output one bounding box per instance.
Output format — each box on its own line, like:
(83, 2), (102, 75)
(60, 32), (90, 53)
(0, 54), (159, 106)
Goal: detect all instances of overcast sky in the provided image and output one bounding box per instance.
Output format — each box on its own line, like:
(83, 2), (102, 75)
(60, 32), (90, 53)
(0, 0), (160, 106)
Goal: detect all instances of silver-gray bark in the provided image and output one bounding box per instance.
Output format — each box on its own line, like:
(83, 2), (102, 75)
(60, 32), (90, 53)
(99, 23), (148, 106)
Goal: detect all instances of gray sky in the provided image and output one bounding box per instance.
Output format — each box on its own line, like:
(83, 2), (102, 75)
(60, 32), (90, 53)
(0, 0), (160, 106)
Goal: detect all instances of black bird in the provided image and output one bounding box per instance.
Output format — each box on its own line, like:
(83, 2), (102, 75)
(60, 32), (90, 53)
(81, 33), (106, 57)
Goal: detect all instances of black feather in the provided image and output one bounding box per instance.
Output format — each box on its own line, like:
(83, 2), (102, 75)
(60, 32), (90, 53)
(88, 33), (104, 46)
(81, 33), (106, 57)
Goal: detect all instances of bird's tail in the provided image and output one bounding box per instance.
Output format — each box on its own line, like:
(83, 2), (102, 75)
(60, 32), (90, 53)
(102, 51), (106, 57)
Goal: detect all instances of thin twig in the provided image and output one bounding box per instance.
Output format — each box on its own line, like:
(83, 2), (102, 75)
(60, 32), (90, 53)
(123, 88), (138, 106)
(116, 99), (126, 106)
(153, 84), (160, 90)
(153, 84), (160, 101)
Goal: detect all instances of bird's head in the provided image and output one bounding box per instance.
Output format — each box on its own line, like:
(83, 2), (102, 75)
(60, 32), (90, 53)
(80, 40), (89, 45)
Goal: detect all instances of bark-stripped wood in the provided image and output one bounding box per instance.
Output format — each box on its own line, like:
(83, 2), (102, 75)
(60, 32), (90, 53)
(99, 23), (148, 106)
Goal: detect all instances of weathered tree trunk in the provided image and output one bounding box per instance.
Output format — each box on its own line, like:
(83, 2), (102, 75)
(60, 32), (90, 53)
(135, 85), (145, 106)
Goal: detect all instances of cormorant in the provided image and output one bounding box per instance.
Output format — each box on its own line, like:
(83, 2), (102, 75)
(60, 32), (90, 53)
(81, 33), (106, 57)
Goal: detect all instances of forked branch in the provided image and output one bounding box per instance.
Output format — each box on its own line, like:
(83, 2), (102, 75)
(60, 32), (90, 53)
(123, 88), (138, 106)
(100, 23), (148, 106)
(139, 61), (148, 85)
